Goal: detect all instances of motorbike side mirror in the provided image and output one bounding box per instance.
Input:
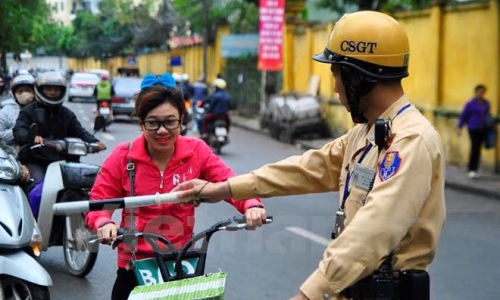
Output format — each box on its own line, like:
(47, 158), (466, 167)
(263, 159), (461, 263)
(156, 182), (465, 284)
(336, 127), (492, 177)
(27, 123), (38, 144)
(94, 115), (106, 133)
(34, 108), (46, 124)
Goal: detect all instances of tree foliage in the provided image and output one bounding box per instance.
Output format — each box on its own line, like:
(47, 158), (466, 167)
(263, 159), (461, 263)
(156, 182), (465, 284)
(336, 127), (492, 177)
(7, 0), (261, 61)
(173, 0), (259, 40)
(313, 0), (434, 13)
(0, 0), (53, 53)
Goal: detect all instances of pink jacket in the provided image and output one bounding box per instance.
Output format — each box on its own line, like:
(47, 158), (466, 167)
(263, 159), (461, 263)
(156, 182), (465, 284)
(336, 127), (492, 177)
(86, 135), (263, 268)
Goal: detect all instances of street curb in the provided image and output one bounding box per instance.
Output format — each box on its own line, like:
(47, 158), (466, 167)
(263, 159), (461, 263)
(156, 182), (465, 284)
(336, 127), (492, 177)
(231, 120), (266, 135)
(234, 118), (500, 200)
(444, 181), (500, 200)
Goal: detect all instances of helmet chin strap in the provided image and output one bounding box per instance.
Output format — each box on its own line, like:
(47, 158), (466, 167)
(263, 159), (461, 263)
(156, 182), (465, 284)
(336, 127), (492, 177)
(340, 67), (377, 124)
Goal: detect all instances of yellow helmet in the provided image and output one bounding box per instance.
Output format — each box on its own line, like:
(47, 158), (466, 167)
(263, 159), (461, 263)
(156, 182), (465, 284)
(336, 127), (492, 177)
(313, 11), (410, 79)
(213, 78), (227, 89)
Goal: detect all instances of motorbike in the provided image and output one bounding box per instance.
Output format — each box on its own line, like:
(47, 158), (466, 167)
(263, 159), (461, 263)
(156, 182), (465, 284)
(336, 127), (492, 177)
(0, 138), (52, 298)
(181, 100), (193, 136)
(196, 102), (229, 154)
(28, 117), (106, 277)
(95, 101), (113, 132)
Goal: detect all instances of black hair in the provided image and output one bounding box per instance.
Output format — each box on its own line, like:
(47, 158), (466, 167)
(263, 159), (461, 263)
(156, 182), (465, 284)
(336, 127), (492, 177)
(134, 84), (186, 121)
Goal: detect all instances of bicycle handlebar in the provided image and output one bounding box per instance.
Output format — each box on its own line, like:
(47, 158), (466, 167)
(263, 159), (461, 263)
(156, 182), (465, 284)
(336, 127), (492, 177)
(89, 215), (273, 281)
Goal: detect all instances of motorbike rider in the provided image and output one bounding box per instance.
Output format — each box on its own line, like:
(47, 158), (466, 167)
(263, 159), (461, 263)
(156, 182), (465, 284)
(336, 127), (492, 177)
(93, 73), (115, 119)
(192, 75), (208, 133)
(0, 74), (36, 146)
(13, 71), (106, 197)
(200, 78), (232, 138)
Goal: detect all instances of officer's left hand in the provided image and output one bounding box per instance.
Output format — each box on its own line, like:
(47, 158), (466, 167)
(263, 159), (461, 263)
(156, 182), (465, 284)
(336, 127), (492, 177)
(288, 292), (310, 300)
(244, 207), (267, 229)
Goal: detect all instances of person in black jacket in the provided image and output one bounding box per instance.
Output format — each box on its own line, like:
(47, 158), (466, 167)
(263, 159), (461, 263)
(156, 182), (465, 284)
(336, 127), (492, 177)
(13, 71), (106, 190)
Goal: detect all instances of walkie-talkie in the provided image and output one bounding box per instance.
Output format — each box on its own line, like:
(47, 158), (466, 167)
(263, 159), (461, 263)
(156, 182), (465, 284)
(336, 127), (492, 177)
(374, 119), (391, 152)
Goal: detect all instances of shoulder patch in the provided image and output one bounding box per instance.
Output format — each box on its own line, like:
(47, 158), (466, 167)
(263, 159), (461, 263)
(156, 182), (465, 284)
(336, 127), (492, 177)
(379, 151), (401, 182)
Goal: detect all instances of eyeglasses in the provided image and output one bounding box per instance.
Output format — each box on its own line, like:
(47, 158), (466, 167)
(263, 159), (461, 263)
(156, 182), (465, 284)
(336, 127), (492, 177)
(142, 119), (181, 131)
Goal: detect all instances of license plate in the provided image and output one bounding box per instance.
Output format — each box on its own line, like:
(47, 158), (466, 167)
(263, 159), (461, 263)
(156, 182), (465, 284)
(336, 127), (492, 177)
(99, 107), (110, 115)
(215, 127), (227, 136)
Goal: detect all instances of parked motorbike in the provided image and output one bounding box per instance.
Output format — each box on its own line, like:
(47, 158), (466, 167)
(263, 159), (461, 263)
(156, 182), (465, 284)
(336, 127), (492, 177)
(0, 138), (52, 298)
(29, 117), (106, 277)
(95, 101), (113, 132)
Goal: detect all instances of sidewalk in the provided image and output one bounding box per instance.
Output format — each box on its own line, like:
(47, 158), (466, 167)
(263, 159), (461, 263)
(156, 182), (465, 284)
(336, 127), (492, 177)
(231, 113), (500, 200)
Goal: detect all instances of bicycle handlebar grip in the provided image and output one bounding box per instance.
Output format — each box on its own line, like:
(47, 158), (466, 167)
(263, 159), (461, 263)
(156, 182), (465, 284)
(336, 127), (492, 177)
(233, 215), (273, 224)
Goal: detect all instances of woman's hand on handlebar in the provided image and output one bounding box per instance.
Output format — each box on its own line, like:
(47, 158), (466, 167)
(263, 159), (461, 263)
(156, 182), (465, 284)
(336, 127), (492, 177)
(97, 223), (118, 243)
(244, 207), (267, 230)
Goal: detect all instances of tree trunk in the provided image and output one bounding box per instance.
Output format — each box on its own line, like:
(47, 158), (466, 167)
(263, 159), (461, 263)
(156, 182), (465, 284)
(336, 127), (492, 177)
(0, 52), (6, 75)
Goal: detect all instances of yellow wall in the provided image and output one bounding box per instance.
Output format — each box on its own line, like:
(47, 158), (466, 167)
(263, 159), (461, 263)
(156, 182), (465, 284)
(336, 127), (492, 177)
(68, 0), (500, 170)
(68, 43), (222, 85)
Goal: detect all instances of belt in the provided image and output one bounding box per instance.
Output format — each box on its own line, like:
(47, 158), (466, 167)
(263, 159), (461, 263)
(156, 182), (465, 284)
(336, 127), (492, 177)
(340, 274), (400, 300)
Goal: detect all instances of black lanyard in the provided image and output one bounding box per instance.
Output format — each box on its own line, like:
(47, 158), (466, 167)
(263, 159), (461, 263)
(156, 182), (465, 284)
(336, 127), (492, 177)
(340, 103), (411, 209)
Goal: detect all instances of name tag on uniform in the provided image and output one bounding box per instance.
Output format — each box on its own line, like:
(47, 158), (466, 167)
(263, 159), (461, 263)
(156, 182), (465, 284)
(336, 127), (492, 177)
(352, 163), (376, 191)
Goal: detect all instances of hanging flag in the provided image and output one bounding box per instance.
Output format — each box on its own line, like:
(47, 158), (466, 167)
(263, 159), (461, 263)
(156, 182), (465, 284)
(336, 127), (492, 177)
(258, 0), (285, 71)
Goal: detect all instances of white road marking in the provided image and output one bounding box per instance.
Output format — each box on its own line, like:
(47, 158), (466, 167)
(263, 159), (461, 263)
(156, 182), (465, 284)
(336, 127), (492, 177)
(285, 226), (331, 246)
(100, 132), (115, 141)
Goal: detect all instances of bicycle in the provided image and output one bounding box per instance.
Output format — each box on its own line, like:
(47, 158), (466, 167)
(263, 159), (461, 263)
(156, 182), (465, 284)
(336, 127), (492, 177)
(53, 192), (273, 299)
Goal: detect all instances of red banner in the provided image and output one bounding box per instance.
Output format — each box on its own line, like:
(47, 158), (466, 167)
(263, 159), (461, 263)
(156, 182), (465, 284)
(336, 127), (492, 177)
(258, 0), (285, 71)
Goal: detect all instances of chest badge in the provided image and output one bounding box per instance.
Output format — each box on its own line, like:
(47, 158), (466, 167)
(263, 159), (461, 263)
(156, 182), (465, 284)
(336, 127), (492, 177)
(379, 151), (401, 182)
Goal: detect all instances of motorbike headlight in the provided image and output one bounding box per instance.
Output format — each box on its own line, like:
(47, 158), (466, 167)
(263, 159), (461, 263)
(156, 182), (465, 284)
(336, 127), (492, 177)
(0, 155), (20, 181)
(67, 142), (88, 156)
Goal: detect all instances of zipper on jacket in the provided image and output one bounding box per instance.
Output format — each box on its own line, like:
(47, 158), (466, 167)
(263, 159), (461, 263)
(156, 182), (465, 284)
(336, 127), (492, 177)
(159, 170), (164, 189)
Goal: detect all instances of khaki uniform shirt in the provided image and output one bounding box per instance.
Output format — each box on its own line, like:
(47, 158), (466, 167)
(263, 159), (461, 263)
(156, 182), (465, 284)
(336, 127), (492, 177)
(228, 96), (446, 300)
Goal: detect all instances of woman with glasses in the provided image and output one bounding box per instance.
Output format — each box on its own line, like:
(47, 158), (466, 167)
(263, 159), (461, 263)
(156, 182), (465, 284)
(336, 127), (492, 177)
(85, 73), (267, 300)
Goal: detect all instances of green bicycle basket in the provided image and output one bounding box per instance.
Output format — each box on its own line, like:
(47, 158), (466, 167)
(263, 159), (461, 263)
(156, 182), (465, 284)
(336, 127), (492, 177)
(128, 271), (227, 300)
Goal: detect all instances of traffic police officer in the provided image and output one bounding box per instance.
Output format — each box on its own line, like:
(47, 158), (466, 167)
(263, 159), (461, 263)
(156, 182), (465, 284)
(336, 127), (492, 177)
(173, 11), (446, 300)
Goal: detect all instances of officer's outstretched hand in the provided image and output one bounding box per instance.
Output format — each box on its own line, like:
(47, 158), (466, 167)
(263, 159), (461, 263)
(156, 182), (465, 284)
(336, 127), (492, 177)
(172, 179), (231, 206)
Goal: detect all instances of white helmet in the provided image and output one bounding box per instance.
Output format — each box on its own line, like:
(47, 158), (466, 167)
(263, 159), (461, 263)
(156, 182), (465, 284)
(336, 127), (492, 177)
(34, 71), (67, 106)
(11, 74), (35, 106)
(172, 72), (182, 83)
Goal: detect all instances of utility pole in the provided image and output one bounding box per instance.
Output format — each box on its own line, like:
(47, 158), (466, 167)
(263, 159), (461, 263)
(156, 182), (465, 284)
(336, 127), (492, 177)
(201, 0), (208, 79)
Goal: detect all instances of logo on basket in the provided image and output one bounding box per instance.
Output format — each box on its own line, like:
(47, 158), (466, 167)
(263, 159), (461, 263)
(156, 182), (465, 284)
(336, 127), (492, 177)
(136, 258), (199, 285)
